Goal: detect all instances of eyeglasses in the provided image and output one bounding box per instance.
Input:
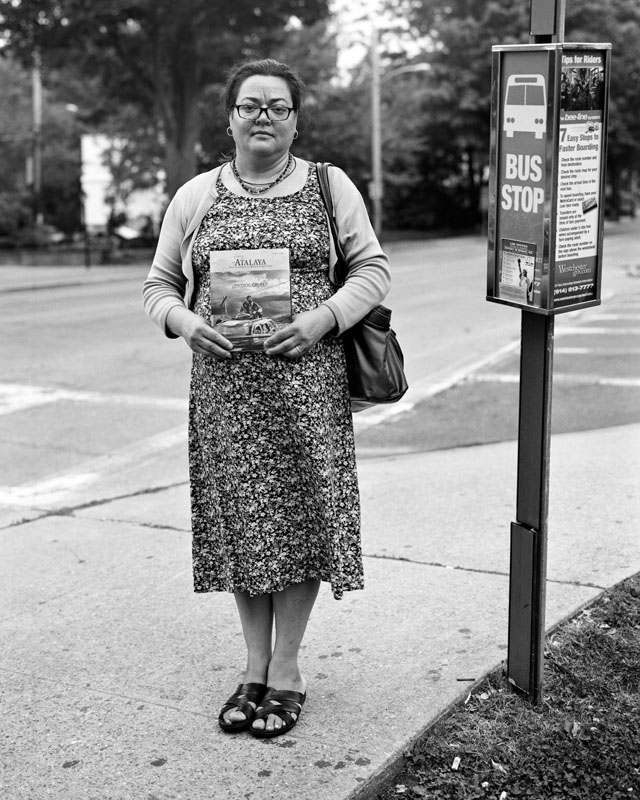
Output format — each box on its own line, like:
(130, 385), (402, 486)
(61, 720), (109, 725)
(235, 103), (295, 121)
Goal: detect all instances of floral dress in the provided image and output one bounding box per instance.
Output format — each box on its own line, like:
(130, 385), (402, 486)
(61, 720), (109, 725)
(188, 166), (363, 600)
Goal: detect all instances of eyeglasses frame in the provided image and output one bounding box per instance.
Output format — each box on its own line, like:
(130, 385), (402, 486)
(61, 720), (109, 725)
(234, 103), (296, 121)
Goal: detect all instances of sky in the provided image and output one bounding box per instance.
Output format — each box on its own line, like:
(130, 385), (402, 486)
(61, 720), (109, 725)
(329, 0), (431, 75)
(329, 0), (379, 72)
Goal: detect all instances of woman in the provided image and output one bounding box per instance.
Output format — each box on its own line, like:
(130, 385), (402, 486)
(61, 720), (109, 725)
(143, 58), (390, 738)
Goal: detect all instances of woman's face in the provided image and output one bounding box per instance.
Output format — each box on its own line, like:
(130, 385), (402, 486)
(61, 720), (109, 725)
(229, 75), (298, 162)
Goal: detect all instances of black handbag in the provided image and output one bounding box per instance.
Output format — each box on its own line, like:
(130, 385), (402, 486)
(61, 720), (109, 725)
(316, 162), (408, 412)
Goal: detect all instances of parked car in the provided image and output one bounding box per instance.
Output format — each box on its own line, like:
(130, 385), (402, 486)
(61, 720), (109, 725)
(16, 223), (68, 248)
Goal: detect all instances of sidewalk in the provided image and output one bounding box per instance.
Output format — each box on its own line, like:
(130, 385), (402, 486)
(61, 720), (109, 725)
(0, 262), (148, 294)
(2, 421), (639, 799)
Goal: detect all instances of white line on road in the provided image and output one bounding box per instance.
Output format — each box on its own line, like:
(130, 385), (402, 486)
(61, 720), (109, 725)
(0, 425), (187, 507)
(582, 314), (640, 321)
(556, 347), (640, 355)
(0, 383), (187, 416)
(353, 339), (521, 430)
(471, 373), (640, 388)
(555, 327), (640, 336)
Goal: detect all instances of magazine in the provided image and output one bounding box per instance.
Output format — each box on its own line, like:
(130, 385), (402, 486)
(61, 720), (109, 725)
(210, 248), (292, 352)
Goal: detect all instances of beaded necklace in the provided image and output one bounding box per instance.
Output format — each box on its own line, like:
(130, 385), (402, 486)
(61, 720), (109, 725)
(230, 153), (295, 195)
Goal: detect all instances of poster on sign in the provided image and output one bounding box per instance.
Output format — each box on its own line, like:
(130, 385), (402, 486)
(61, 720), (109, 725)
(487, 43), (611, 315)
(554, 51), (606, 308)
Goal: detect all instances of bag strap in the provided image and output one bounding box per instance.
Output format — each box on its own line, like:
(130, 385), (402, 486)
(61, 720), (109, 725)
(316, 162), (348, 288)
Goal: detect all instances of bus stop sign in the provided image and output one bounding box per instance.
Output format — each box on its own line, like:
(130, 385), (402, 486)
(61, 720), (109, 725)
(487, 43), (611, 315)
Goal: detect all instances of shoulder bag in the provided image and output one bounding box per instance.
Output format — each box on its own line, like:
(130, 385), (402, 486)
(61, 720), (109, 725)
(316, 162), (409, 412)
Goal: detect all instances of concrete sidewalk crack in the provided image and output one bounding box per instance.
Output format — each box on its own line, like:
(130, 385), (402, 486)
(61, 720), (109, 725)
(4, 481), (188, 528)
(90, 517), (189, 533)
(0, 663), (380, 759)
(0, 665), (212, 718)
(362, 552), (606, 590)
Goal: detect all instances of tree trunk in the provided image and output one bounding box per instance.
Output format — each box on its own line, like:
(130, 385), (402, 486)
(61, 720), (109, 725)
(466, 146), (481, 223)
(164, 131), (199, 199)
(608, 157), (620, 221)
(160, 58), (202, 199)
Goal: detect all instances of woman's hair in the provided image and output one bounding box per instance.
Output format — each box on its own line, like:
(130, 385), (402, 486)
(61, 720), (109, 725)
(221, 58), (306, 115)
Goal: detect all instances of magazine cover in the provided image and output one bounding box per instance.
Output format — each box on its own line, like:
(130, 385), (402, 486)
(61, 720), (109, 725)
(210, 248), (291, 352)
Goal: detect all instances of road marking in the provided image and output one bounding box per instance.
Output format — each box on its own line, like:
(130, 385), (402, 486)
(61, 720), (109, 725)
(555, 327), (640, 336)
(0, 383), (187, 416)
(556, 347), (640, 355)
(0, 425), (187, 507)
(354, 339), (521, 430)
(355, 304), (640, 429)
(553, 374), (640, 388)
(471, 373), (640, 388)
(583, 314), (640, 321)
(556, 347), (591, 354)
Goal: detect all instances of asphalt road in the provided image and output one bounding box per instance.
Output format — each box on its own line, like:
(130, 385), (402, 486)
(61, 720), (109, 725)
(1, 219), (638, 496)
(355, 218), (640, 453)
(355, 285), (640, 455)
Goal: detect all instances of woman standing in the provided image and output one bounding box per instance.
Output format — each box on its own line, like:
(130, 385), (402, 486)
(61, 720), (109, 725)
(143, 58), (390, 737)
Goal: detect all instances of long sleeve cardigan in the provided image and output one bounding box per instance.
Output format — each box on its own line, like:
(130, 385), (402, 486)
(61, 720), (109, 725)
(142, 161), (390, 337)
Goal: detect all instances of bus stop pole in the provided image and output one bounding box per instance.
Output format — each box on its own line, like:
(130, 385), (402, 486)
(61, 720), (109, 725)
(508, 313), (554, 701)
(506, 0), (565, 702)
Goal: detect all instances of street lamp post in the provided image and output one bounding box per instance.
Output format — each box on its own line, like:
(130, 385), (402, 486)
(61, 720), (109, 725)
(369, 28), (430, 238)
(370, 26), (383, 238)
(32, 47), (44, 228)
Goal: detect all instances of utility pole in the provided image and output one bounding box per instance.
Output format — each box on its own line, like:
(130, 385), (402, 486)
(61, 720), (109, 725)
(370, 25), (383, 238)
(32, 47), (44, 228)
(369, 26), (429, 239)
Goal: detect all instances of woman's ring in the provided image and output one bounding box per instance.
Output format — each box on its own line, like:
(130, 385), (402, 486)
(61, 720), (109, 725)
(294, 345), (303, 358)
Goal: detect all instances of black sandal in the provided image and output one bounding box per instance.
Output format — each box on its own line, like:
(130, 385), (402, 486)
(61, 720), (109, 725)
(218, 682), (268, 733)
(250, 687), (306, 738)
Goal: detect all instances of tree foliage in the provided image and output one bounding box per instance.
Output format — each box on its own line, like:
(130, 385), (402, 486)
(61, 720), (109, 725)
(0, 54), (81, 238)
(378, 0), (640, 227)
(0, 0), (330, 196)
(565, 0), (640, 214)
(0, 56), (32, 239)
(370, 0), (527, 227)
(1, 0), (639, 236)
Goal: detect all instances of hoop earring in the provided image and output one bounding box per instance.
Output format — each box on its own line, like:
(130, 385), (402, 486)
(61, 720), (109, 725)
(226, 127), (233, 137)
(293, 130), (299, 139)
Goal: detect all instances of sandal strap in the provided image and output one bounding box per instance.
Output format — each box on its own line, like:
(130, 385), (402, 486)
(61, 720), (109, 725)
(219, 682), (267, 718)
(254, 688), (306, 722)
(236, 682), (268, 703)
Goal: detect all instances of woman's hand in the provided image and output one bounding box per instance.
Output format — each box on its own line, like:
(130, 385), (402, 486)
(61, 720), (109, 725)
(264, 305), (336, 360)
(167, 307), (234, 359)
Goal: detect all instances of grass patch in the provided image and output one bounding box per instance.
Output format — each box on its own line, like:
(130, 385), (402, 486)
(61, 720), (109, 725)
(371, 572), (640, 799)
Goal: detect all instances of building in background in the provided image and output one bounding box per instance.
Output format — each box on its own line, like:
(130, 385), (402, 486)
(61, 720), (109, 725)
(80, 134), (166, 241)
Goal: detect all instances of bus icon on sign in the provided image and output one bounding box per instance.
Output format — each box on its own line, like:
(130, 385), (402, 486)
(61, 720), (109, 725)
(503, 74), (546, 139)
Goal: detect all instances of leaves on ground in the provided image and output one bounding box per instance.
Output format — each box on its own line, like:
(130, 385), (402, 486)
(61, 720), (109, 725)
(374, 573), (640, 800)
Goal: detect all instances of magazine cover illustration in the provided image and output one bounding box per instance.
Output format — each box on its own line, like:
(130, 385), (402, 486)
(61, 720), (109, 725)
(210, 248), (291, 352)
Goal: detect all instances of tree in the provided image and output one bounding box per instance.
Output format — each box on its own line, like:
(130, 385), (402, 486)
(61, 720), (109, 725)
(384, 0), (640, 225)
(565, 0), (640, 216)
(0, 0), (330, 197)
(378, 0), (530, 228)
(0, 56), (33, 239)
(0, 53), (81, 239)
